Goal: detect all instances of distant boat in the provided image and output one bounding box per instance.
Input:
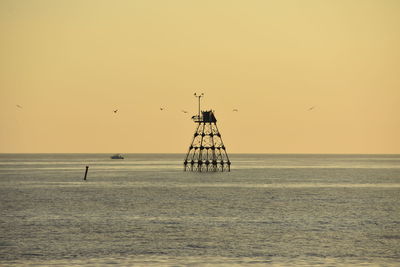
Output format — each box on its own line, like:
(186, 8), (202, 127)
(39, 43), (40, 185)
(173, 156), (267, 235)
(110, 154), (124, 159)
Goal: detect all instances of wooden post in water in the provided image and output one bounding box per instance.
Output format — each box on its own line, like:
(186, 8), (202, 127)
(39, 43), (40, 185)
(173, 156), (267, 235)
(84, 166), (89, 180)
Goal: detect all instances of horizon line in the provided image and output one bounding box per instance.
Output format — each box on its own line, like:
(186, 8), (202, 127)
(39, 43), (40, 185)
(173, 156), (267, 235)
(0, 152), (399, 155)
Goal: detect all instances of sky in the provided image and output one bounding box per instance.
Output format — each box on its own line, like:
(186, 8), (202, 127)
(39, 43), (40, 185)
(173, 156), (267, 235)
(0, 0), (399, 153)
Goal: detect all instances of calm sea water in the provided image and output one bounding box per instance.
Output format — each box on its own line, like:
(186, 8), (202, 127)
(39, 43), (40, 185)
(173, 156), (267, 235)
(0, 154), (399, 266)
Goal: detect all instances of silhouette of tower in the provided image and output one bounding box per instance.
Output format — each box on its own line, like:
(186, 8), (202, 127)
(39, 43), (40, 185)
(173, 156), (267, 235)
(184, 93), (231, 172)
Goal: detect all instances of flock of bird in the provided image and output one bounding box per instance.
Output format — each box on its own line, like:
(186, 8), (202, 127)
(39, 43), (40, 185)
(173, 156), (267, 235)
(112, 106), (317, 114)
(16, 104), (317, 114)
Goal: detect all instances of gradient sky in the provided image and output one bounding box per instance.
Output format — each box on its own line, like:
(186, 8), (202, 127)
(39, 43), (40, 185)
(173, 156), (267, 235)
(1, 0), (399, 153)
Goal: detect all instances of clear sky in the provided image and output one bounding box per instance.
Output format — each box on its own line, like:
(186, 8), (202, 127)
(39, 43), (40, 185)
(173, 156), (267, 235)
(1, 0), (399, 153)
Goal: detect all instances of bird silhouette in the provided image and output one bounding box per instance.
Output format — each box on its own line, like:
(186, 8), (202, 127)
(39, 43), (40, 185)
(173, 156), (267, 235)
(233, 109), (239, 112)
(113, 109), (118, 113)
(160, 107), (165, 111)
(16, 105), (23, 109)
(307, 106), (316, 111)
(182, 110), (188, 113)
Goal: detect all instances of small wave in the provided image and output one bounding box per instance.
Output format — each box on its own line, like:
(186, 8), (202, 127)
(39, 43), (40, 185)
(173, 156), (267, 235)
(382, 235), (400, 240)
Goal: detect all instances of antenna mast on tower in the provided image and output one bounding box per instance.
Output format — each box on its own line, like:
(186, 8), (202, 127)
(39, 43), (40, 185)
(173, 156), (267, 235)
(194, 92), (204, 118)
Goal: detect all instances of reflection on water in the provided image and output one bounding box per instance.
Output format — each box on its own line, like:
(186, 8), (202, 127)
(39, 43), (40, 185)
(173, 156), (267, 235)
(0, 154), (399, 266)
(4, 255), (400, 267)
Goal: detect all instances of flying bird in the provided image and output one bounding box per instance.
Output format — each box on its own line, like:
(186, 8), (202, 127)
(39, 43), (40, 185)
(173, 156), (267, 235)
(233, 109), (239, 112)
(181, 110), (188, 113)
(16, 105), (23, 109)
(113, 109), (118, 113)
(160, 107), (165, 111)
(307, 106), (316, 111)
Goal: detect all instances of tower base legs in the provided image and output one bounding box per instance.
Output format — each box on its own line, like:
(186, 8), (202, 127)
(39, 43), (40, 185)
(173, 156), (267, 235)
(184, 162), (230, 172)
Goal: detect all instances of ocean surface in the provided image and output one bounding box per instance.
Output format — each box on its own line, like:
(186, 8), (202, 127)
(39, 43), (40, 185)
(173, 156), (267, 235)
(0, 154), (399, 266)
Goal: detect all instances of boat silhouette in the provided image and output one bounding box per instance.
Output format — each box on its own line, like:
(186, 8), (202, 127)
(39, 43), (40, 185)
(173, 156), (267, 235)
(110, 154), (124, 159)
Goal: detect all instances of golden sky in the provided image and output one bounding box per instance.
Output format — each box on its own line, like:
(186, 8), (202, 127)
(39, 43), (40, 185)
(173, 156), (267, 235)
(1, 0), (399, 153)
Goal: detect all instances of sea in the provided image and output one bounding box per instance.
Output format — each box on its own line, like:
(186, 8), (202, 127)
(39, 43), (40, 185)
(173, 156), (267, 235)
(0, 154), (399, 266)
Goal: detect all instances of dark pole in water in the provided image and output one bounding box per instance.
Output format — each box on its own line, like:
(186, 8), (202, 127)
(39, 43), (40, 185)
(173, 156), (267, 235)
(84, 166), (89, 180)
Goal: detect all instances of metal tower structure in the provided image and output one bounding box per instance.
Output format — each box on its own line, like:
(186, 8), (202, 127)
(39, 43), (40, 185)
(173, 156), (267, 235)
(184, 93), (231, 172)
